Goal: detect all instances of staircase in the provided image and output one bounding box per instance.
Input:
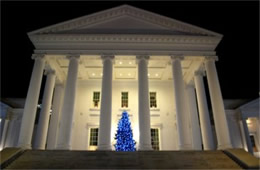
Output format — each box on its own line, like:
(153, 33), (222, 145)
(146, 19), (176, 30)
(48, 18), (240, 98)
(1, 148), (259, 169)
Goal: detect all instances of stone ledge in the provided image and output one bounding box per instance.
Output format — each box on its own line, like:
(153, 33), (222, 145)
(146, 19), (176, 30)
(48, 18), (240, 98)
(0, 147), (25, 169)
(223, 148), (260, 169)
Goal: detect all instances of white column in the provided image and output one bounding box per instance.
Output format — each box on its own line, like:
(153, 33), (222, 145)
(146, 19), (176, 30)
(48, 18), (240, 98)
(18, 54), (45, 149)
(171, 56), (190, 150)
(194, 71), (214, 150)
(47, 84), (64, 150)
(56, 55), (79, 150)
(0, 119), (9, 150)
(5, 112), (20, 147)
(34, 70), (56, 149)
(205, 57), (232, 149)
(186, 83), (202, 150)
(0, 105), (9, 146)
(97, 55), (114, 150)
(137, 56), (152, 150)
(241, 118), (253, 154)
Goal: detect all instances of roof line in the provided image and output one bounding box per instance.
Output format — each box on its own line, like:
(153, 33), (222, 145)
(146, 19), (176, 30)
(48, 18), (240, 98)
(28, 4), (222, 37)
(28, 4), (128, 35)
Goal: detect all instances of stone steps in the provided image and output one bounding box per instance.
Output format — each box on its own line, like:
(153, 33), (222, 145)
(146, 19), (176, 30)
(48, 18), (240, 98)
(1, 148), (258, 169)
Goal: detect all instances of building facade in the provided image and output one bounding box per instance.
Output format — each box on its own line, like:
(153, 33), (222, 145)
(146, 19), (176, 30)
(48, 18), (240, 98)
(0, 5), (259, 154)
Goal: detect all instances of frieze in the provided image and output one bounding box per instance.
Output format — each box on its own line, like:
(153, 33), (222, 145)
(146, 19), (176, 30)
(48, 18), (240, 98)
(30, 34), (220, 44)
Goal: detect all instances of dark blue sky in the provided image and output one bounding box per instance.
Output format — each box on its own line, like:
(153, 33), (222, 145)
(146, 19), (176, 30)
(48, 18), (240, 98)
(1, 1), (259, 100)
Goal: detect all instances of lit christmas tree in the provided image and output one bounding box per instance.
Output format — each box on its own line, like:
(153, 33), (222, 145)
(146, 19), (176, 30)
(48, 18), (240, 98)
(114, 111), (136, 151)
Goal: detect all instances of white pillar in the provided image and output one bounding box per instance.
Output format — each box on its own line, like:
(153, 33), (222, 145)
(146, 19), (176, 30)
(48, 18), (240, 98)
(34, 70), (56, 149)
(0, 105), (9, 146)
(205, 57), (232, 149)
(194, 71), (215, 150)
(0, 119), (9, 150)
(97, 55), (114, 150)
(137, 56), (152, 150)
(5, 112), (19, 147)
(47, 84), (64, 150)
(18, 54), (45, 149)
(56, 55), (79, 150)
(171, 56), (190, 150)
(186, 83), (202, 150)
(241, 118), (253, 154)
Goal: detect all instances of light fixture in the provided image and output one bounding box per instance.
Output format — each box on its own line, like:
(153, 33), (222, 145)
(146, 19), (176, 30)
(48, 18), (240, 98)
(148, 73), (150, 76)
(129, 61), (132, 64)
(119, 61), (122, 64)
(92, 73), (95, 76)
(100, 73), (103, 76)
(128, 73), (131, 76)
(155, 73), (159, 77)
(120, 73), (122, 76)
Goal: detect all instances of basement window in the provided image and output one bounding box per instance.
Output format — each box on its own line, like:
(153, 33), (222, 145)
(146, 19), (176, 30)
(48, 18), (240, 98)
(151, 128), (160, 150)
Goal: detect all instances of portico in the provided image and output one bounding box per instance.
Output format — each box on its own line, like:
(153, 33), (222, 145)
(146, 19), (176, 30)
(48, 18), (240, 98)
(17, 5), (232, 151)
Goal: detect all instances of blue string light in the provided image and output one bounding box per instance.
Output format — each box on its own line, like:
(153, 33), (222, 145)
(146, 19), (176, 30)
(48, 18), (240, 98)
(114, 111), (136, 151)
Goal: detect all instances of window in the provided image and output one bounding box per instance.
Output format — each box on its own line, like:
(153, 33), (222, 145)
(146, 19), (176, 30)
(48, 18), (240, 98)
(89, 128), (99, 146)
(121, 92), (128, 108)
(150, 92), (157, 108)
(93, 92), (100, 108)
(151, 128), (160, 150)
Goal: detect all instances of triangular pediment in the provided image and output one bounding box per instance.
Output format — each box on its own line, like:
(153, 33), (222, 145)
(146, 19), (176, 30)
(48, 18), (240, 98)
(28, 5), (222, 37)
(55, 15), (195, 35)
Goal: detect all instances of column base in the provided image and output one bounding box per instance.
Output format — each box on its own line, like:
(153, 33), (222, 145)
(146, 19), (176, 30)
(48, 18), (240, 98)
(97, 144), (112, 151)
(204, 145), (216, 150)
(217, 143), (233, 150)
(138, 144), (153, 151)
(17, 143), (32, 149)
(179, 144), (193, 150)
(34, 145), (45, 150)
(56, 143), (71, 150)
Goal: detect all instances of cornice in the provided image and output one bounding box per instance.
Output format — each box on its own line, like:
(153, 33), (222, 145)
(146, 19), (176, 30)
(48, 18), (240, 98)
(29, 34), (220, 45)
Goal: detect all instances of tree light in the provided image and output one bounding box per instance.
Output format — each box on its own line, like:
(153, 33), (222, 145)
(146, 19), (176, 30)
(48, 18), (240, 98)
(114, 111), (136, 151)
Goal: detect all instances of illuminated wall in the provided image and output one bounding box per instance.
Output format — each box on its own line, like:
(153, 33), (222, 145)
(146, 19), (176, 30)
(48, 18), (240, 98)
(71, 80), (178, 150)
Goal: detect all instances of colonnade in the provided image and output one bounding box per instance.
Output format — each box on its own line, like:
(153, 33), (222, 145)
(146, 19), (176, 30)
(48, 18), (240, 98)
(17, 54), (233, 150)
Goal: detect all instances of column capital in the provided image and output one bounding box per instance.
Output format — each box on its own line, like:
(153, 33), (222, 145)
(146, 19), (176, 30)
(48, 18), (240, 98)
(32, 54), (45, 60)
(194, 70), (205, 76)
(136, 55), (149, 64)
(186, 81), (195, 89)
(171, 55), (184, 61)
(55, 83), (65, 88)
(66, 54), (80, 60)
(136, 55), (150, 60)
(204, 56), (218, 62)
(44, 69), (56, 76)
(101, 55), (115, 61)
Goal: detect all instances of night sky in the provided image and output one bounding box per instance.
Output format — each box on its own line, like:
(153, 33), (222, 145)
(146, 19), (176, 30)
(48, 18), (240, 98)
(1, 1), (259, 100)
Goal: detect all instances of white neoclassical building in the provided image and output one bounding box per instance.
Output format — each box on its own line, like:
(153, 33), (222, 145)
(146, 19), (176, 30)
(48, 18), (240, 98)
(1, 5), (259, 153)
